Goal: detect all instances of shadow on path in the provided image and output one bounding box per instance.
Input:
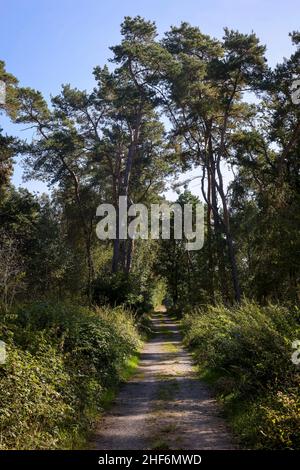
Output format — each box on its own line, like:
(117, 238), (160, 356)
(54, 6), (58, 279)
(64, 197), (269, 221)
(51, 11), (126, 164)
(91, 309), (236, 450)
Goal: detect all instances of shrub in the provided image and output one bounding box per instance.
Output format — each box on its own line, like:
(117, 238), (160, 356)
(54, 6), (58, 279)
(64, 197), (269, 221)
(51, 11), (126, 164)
(0, 343), (73, 449)
(92, 273), (133, 306)
(182, 300), (300, 449)
(91, 272), (152, 312)
(0, 302), (141, 449)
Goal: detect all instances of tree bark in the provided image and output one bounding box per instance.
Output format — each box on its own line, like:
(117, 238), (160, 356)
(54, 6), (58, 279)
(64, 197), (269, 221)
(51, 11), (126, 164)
(61, 157), (95, 304)
(215, 156), (241, 302)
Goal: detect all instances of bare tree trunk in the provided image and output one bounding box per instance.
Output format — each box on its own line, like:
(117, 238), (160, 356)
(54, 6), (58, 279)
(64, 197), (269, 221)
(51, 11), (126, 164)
(209, 150), (229, 301)
(215, 157), (241, 302)
(206, 161), (215, 303)
(61, 157), (95, 304)
(125, 238), (134, 273)
(112, 240), (120, 273)
(112, 108), (142, 273)
(225, 229), (241, 302)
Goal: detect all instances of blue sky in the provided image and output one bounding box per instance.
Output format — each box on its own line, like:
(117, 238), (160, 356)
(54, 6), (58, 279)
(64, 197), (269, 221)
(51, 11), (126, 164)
(1, 0), (299, 197)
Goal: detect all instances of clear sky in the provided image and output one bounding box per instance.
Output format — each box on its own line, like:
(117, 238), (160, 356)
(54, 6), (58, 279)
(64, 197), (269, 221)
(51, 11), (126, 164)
(1, 0), (299, 197)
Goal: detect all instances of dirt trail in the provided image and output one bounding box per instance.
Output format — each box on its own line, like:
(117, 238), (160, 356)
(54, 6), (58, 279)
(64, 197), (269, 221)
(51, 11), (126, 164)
(91, 309), (236, 450)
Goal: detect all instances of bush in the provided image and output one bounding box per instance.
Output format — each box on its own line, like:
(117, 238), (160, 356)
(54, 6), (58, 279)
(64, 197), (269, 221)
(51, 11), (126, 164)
(0, 343), (73, 449)
(182, 300), (300, 449)
(0, 302), (141, 449)
(92, 273), (134, 306)
(91, 272), (153, 312)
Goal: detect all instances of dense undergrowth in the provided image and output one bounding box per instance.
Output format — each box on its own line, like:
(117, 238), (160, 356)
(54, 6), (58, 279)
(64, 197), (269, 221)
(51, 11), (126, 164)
(182, 301), (300, 449)
(0, 302), (148, 449)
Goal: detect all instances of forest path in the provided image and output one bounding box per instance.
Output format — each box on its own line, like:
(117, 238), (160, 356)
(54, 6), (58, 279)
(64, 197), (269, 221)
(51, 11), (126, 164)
(91, 307), (236, 450)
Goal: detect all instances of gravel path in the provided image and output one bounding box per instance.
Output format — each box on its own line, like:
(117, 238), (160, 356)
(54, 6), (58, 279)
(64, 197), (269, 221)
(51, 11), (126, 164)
(91, 309), (236, 450)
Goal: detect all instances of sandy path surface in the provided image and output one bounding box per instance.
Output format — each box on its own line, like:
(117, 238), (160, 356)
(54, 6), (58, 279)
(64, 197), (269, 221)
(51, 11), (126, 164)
(91, 309), (236, 450)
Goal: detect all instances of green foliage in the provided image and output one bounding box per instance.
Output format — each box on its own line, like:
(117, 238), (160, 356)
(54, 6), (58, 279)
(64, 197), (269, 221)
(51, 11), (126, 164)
(0, 60), (19, 119)
(92, 240), (159, 311)
(0, 302), (141, 449)
(1, 18), (300, 451)
(92, 272), (135, 306)
(0, 188), (78, 301)
(0, 342), (73, 449)
(182, 301), (300, 449)
(155, 191), (212, 306)
(151, 279), (167, 308)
